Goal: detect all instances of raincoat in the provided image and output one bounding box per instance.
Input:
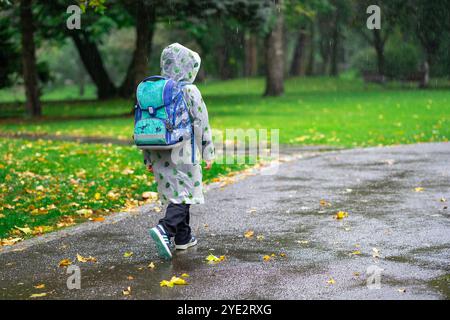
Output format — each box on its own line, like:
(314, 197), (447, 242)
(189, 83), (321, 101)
(143, 43), (215, 205)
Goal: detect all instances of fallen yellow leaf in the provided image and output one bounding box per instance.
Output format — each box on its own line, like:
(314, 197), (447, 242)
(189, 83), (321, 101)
(30, 292), (47, 298)
(414, 187), (424, 192)
(91, 216), (105, 222)
(15, 226), (32, 235)
(181, 273), (189, 278)
(122, 286), (131, 296)
(58, 259), (72, 267)
(148, 262), (155, 269)
(263, 255), (271, 262)
(160, 275), (188, 287)
(351, 250), (361, 256)
(205, 254), (225, 263)
(76, 253), (97, 263)
(34, 284), (45, 289)
(94, 193), (101, 200)
(327, 277), (336, 284)
(334, 211), (349, 220)
(124, 252), (133, 258)
(160, 280), (174, 288)
(244, 230), (254, 238)
(170, 276), (187, 285)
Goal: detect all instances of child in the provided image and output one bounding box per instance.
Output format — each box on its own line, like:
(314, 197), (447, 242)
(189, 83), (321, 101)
(144, 43), (215, 259)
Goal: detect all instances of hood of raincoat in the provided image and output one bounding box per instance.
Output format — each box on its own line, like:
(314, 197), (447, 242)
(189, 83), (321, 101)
(160, 43), (201, 83)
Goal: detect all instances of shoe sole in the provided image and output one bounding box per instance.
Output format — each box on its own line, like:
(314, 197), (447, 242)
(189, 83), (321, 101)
(175, 238), (198, 250)
(149, 227), (172, 259)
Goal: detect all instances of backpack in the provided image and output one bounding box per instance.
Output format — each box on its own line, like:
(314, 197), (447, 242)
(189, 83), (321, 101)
(133, 76), (194, 156)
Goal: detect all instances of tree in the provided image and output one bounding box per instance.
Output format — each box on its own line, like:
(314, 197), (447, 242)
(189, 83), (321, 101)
(352, 0), (401, 76)
(20, 0), (41, 117)
(0, 18), (20, 89)
(401, 0), (450, 87)
(285, 0), (316, 77)
(264, 0), (284, 96)
(118, 1), (156, 97)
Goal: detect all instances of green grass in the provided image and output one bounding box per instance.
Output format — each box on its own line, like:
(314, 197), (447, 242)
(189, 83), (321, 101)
(1, 77), (449, 146)
(0, 138), (249, 239)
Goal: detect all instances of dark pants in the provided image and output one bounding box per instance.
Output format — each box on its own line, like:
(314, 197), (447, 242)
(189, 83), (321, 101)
(158, 203), (191, 245)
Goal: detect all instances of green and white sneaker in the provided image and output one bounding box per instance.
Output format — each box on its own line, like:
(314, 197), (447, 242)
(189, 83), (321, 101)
(149, 225), (172, 259)
(175, 236), (198, 250)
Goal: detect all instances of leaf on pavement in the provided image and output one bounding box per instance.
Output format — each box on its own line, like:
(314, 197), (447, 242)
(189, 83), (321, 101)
(58, 259), (72, 267)
(205, 254), (225, 263)
(334, 211), (349, 220)
(414, 187), (424, 192)
(30, 292), (47, 298)
(124, 252), (133, 258)
(76, 253), (97, 263)
(327, 277), (336, 284)
(34, 284), (45, 289)
(160, 274), (189, 288)
(148, 262), (155, 269)
(122, 286), (131, 296)
(244, 230), (254, 238)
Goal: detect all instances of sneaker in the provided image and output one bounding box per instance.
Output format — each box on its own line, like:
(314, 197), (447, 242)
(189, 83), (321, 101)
(175, 236), (198, 250)
(149, 225), (172, 259)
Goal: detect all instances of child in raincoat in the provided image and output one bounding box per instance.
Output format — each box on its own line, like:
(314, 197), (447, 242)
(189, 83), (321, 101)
(145, 43), (215, 259)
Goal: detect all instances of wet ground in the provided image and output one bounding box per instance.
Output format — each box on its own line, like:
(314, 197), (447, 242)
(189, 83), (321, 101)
(0, 142), (449, 300)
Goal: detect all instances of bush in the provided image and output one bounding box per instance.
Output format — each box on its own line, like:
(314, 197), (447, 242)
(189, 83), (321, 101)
(352, 41), (421, 80)
(384, 42), (421, 79)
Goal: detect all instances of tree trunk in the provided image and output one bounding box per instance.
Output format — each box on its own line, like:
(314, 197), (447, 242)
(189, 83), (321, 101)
(217, 43), (231, 80)
(20, 0), (41, 117)
(289, 28), (306, 76)
(244, 32), (258, 77)
(119, 1), (155, 98)
(70, 30), (117, 100)
(373, 29), (385, 76)
(264, 0), (284, 97)
(329, 8), (339, 77)
(305, 21), (315, 76)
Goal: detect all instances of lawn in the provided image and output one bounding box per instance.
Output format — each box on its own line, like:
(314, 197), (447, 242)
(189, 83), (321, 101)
(0, 138), (249, 239)
(1, 77), (449, 146)
(0, 76), (449, 241)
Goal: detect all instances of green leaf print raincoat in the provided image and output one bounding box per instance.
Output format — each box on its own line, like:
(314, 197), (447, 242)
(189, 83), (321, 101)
(143, 43), (215, 205)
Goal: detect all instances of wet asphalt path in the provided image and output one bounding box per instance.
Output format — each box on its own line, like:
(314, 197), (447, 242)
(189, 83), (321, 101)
(1, 143), (449, 300)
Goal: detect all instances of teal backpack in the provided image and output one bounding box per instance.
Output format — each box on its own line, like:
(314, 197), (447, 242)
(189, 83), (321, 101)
(133, 76), (194, 156)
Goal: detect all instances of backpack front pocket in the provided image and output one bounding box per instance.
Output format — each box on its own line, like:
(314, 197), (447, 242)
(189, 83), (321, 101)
(134, 118), (167, 145)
